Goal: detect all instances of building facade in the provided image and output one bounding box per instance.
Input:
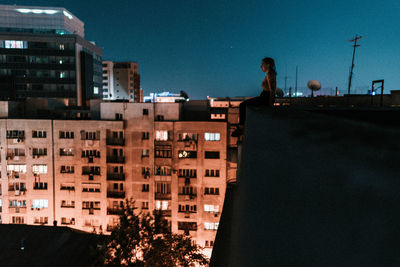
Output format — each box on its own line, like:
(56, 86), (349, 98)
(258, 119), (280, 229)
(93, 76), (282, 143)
(0, 5), (102, 105)
(102, 61), (141, 102)
(0, 102), (227, 258)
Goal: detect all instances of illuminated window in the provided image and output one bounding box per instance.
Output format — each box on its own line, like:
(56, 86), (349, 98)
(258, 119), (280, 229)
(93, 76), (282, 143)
(32, 164), (47, 174)
(204, 204), (220, 213)
(204, 222), (219, 230)
(155, 130), (168, 141)
(142, 149), (150, 157)
(178, 133), (197, 141)
(7, 164), (27, 173)
(60, 148), (74, 156)
(32, 199), (48, 209)
(94, 86), (99, 94)
(205, 132), (220, 141)
(178, 150), (197, 159)
(4, 40), (27, 49)
(155, 200), (169, 210)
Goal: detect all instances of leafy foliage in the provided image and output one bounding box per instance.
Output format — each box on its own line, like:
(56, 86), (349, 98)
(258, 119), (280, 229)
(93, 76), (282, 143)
(97, 199), (209, 266)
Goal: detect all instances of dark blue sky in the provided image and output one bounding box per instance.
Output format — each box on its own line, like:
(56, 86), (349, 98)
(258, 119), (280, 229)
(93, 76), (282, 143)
(6, 0), (400, 99)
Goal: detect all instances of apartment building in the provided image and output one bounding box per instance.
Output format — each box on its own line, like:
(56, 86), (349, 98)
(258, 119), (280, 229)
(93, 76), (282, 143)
(102, 61), (142, 102)
(0, 101), (226, 258)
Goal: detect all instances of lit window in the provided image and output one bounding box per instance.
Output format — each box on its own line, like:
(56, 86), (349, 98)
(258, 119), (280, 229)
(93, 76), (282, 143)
(205, 132), (220, 141)
(204, 222), (219, 230)
(155, 200), (169, 210)
(155, 130), (168, 141)
(204, 204), (220, 213)
(32, 199), (48, 209)
(94, 87), (99, 94)
(32, 164), (47, 174)
(4, 40), (27, 49)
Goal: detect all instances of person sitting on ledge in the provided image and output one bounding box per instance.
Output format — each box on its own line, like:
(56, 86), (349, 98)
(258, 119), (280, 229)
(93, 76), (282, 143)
(232, 57), (277, 137)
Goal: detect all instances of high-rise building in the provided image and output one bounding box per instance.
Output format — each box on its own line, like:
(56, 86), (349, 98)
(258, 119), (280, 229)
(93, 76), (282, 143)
(102, 61), (141, 102)
(0, 5), (103, 105)
(0, 100), (227, 258)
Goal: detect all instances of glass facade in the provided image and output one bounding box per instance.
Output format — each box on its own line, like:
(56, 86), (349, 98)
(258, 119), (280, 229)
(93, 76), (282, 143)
(0, 39), (77, 98)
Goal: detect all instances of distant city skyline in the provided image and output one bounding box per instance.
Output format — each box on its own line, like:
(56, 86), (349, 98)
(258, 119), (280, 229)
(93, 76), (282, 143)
(5, 0), (400, 99)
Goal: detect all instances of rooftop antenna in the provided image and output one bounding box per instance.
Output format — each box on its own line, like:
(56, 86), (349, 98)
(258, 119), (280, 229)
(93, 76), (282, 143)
(295, 66), (298, 97)
(347, 34), (363, 95)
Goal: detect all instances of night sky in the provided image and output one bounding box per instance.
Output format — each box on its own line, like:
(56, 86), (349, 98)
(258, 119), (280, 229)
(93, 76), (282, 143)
(5, 0), (400, 99)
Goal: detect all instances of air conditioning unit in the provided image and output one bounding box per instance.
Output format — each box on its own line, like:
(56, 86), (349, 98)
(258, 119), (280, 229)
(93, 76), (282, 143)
(15, 190), (20, 196)
(33, 155), (38, 159)
(14, 156), (19, 161)
(6, 156), (11, 160)
(184, 195), (190, 201)
(7, 171), (11, 177)
(214, 212), (219, 217)
(13, 138), (19, 144)
(86, 140), (93, 146)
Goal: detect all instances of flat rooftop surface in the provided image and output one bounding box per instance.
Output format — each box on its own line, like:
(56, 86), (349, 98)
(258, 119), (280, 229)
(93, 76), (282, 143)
(211, 107), (400, 267)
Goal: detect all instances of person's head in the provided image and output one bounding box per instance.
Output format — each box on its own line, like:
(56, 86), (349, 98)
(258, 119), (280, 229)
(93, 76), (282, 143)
(261, 57), (276, 74)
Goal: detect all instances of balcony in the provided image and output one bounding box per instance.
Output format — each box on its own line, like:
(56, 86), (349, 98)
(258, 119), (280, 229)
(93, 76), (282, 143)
(6, 155), (26, 161)
(155, 192), (171, 200)
(107, 173), (125, 181)
(159, 209), (172, 217)
(61, 204), (75, 208)
(82, 208), (101, 216)
(82, 170), (101, 176)
(106, 137), (125, 146)
(107, 156), (125, 164)
(107, 208), (124, 215)
(107, 191), (125, 198)
(178, 194), (197, 201)
(9, 207), (27, 214)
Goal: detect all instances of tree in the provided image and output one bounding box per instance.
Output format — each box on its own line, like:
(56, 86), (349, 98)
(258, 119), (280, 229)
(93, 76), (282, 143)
(97, 199), (209, 266)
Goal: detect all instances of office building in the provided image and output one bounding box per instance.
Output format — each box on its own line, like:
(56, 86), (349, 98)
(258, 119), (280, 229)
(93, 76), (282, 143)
(0, 5), (103, 105)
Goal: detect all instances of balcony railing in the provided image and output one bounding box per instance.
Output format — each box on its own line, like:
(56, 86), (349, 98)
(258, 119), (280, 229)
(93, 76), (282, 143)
(155, 192), (171, 200)
(106, 137), (125, 146)
(107, 208), (124, 215)
(107, 173), (125, 181)
(107, 191), (125, 198)
(82, 170), (101, 176)
(107, 156), (125, 163)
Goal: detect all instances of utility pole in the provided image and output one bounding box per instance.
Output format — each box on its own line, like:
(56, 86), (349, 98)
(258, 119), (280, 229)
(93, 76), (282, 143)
(347, 34), (363, 95)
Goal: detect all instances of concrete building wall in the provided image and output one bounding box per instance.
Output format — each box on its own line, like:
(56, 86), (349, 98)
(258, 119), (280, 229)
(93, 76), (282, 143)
(0, 102), (228, 258)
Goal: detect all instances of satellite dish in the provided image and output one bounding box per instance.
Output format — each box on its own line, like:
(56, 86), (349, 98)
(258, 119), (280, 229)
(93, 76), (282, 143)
(275, 88), (284, 98)
(307, 80), (321, 97)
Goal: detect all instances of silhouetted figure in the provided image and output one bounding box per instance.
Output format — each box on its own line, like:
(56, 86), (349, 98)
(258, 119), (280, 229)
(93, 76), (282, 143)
(232, 57), (276, 137)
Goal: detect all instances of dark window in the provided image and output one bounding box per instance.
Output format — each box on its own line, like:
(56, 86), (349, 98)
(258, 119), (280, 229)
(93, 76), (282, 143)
(205, 151), (220, 159)
(143, 109), (149, 115)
